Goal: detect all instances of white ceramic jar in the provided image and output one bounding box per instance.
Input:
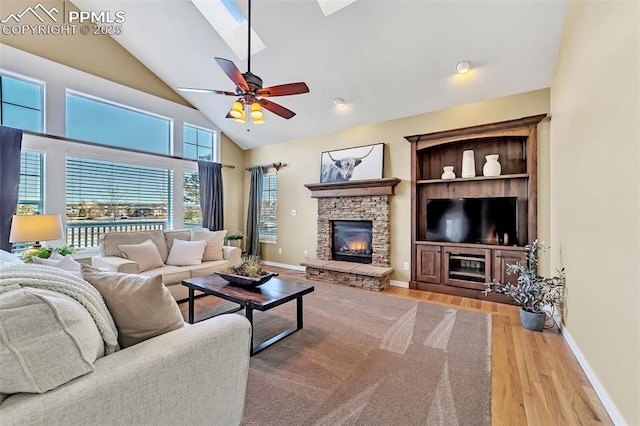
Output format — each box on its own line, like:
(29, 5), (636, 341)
(461, 150), (476, 178)
(482, 154), (501, 177)
(441, 166), (455, 179)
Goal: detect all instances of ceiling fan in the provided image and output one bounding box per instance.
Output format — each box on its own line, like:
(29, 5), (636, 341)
(177, 0), (309, 123)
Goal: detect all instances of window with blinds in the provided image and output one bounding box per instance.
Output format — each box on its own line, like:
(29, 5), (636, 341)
(259, 173), (277, 242)
(183, 170), (202, 227)
(66, 157), (173, 248)
(0, 74), (44, 133)
(17, 151), (44, 215)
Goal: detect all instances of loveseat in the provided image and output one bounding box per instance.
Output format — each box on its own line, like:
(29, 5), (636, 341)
(0, 262), (252, 426)
(92, 229), (242, 301)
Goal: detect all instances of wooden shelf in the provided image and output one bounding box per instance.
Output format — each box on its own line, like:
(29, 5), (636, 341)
(417, 173), (528, 185)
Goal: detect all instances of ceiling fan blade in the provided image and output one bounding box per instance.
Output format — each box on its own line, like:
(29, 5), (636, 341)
(177, 87), (236, 95)
(257, 82), (310, 97)
(259, 99), (296, 119)
(215, 57), (249, 91)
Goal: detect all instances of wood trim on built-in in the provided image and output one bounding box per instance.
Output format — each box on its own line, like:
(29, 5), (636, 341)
(304, 177), (401, 198)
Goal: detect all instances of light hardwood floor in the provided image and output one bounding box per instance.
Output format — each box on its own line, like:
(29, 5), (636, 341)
(183, 266), (613, 425)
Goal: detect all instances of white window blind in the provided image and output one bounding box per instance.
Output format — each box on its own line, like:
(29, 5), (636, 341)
(66, 157), (173, 248)
(18, 151), (44, 215)
(259, 173), (277, 242)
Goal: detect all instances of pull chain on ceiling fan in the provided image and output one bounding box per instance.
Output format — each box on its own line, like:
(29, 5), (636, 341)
(178, 0), (310, 124)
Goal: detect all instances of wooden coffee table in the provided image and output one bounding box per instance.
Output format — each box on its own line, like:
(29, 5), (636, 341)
(182, 275), (314, 355)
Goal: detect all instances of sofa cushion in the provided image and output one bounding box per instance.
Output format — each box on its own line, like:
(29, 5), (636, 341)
(116, 239), (165, 273)
(141, 265), (191, 285)
(0, 288), (104, 394)
(191, 229), (227, 261)
(189, 260), (230, 277)
(81, 265), (184, 348)
(101, 230), (169, 262)
(166, 239), (207, 266)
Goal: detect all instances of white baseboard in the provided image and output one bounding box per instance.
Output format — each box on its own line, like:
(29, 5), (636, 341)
(390, 280), (409, 288)
(262, 261), (306, 272)
(562, 327), (626, 425)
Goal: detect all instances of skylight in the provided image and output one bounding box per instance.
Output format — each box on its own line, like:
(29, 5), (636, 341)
(317, 0), (358, 17)
(190, 0), (265, 60)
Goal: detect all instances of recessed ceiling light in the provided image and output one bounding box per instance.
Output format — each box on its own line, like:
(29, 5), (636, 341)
(333, 97), (346, 108)
(456, 60), (472, 74)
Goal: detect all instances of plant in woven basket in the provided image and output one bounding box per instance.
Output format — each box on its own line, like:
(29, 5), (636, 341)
(230, 255), (264, 278)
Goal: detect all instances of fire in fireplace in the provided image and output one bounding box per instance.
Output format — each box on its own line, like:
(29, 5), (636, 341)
(332, 220), (373, 264)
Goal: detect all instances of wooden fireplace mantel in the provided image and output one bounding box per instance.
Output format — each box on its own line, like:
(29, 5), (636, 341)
(304, 177), (401, 198)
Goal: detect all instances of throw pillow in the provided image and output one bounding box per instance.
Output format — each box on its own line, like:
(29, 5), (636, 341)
(0, 288), (104, 394)
(0, 249), (24, 266)
(191, 229), (227, 261)
(166, 239), (207, 266)
(81, 265), (184, 348)
(116, 239), (164, 272)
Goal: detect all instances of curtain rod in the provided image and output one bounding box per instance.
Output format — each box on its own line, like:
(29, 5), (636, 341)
(245, 162), (286, 171)
(23, 130), (235, 169)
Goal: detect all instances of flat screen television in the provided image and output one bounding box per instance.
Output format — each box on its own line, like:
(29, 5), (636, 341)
(426, 197), (518, 245)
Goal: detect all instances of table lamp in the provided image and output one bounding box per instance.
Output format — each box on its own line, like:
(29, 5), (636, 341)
(9, 214), (64, 249)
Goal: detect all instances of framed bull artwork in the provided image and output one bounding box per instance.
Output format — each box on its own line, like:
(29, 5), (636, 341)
(320, 143), (384, 183)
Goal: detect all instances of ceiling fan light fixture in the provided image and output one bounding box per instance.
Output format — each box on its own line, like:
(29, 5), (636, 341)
(230, 100), (244, 118)
(250, 102), (264, 119)
(253, 116), (265, 125)
(234, 109), (247, 123)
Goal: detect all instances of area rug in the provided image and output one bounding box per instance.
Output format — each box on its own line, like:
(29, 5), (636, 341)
(241, 282), (492, 426)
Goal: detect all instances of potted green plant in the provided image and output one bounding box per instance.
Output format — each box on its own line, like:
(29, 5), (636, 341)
(484, 240), (565, 332)
(224, 231), (244, 248)
(23, 245), (78, 263)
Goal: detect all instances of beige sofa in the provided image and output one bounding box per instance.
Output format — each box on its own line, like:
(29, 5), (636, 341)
(92, 229), (242, 301)
(0, 262), (252, 426)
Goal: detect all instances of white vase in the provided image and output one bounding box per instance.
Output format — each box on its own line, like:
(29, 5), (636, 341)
(441, 166), (455, 180)
(482, 154), (501, 177)
(461, 150), (476, 178)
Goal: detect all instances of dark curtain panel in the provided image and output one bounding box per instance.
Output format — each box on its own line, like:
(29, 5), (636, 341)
(0, 126), (23, 252)
(198, 161), (224, 231)
(245, 166), (264, 257)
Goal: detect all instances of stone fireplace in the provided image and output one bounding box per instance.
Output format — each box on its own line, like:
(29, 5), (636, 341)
(303, 178), (400, 291)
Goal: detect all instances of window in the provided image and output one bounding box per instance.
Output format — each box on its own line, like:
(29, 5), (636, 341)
(183, 124), (215, 161)
(183, 170), (202, 227)
(0, 74), (43, 132)
(259, 173), (277, 242)
(66, 157), (173, 248)
(66, 92), (171, 155)
(17, 151), (44, 215)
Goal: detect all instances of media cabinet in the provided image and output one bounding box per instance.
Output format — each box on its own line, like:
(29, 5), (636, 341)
(405, 114), (546, 301)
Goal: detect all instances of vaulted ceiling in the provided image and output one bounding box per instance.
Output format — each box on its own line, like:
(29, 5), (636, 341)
(72, 0), (567, 149)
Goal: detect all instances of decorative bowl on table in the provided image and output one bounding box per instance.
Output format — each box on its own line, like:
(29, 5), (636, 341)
(214, 271), (279, 288)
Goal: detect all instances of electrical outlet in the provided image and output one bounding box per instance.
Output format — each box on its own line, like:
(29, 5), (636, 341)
(304, 250), (309, 258)
(291, 209), (297, 216)
(278, 248), (282, 254)
(403, 262), (410, 271)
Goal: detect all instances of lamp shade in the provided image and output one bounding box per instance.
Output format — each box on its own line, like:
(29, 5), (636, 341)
(250, 103), (263, 119)
(9, 214), (64, 244)
(234, 109), (247, 123)
(230, 101), (244, 119)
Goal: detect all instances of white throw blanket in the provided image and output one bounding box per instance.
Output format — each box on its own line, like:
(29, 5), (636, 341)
(0, 264), (119, 354)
